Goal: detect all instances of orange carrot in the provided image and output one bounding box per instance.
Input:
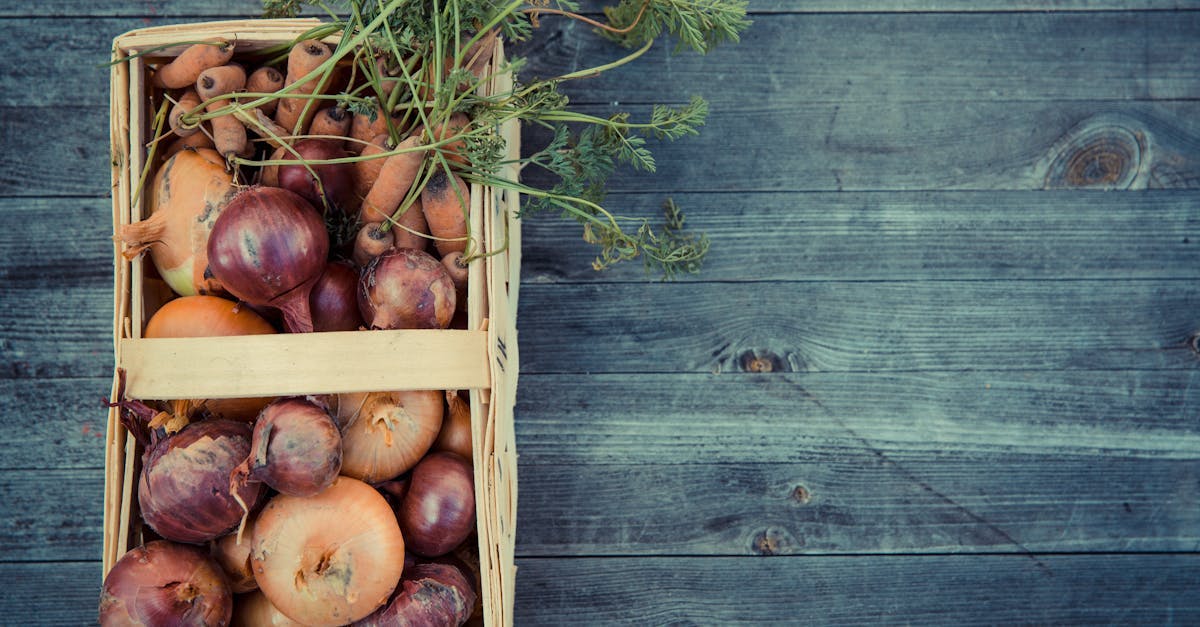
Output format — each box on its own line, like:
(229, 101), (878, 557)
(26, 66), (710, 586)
(352, 133), (391, 206)
(246, 66), (285, 116)
(420, 168), (469, 256)
(358, 135), (424, 225)
(392, 197), (430, 252)
(259, 144), (288, 187)
(168, 89), (203, 137)
(196, 64), (248, 159)
(309, 106), (352, 141)
(441, 251), (469, 311)
(349, 106), (405, 152)
(275, 39), (332, 134)
(414, 112), (470, 166)
(352, 222), (395, 267)
(153, 39), (234, 89)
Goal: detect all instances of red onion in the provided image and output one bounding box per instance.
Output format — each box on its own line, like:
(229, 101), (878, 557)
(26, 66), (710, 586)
(276, 138), (355, 213)
(207, 187), (330, 333)
(233, 397), (342, 497)
(358, 248), (456, 329)
(99, 540), (233, 626)
(311, 260), (364, 332)
(399, 452), (476, 557)
(351, 562), (476, 627)
(139, 419), (264, 544)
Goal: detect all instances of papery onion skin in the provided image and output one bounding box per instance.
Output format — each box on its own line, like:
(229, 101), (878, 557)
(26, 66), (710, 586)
(399, 452), (476, 558)
(243, 397), (342, 497)
(207, 186), (330, 333)
(251, 476), (406, 627)
(433, 391), (472, 461)
(358, 248), (456, 330)
(335, 390), (443, 484)
(139, 419), (264, 544)
(211, 511), (260, 594)
(351, 562), (476, 627)
(311, 260), (364, 332)
(99, 540), (233, 627)
(232, 590), (306, 627)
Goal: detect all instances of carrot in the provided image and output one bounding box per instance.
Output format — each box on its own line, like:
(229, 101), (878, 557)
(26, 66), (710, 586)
(168, 89), (203, 137)
(153, 39), (234, 89)
(414, 112), (470, 166)
(259, 144), (287, 187)
(352, 133), (391, 206)
(196, 64), (248, 159)
(420, 168), (469, 256)
(275, 39), (333, 134)
(246, 66), (285, 116)
(349, 106), (404, 152)
(392, 197), (430, 251)
(441, 251), (469, 311)
(352, 222), (395, 267)
(309, 106), (352, 141)
(358, 135), (424, 225)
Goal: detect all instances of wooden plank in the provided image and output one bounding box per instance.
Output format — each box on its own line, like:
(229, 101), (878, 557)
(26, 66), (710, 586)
(511, 555), (1200, 624)
(0, 470), (104, 561)
(7, 100), (1200, 197)
(0, 380), (108, 470)
(8, 0), (1200, 18)
(516, 280), (1200, 373)
(513, 371), (1200, 462)
(6, 278), (1200, 379)
(516, 457), (1200, 555)
(8, 13), (1199, 109)
(0, 563), (103, 624)
(521, 190), (1200, 282)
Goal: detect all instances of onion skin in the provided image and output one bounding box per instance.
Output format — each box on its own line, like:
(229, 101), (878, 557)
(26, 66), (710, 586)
(240, 397), (342, 497)
(434, 391), (473, 461)
(399, 452), (476, 558)
(212, 526), (258, 594)
(335, 390), (444, 483)
(99, 540), (233, 626)
(207, 186), (330, 333)
(232, 590), (307, 627)
(251, 476), (406, 626)
(358, 248), (456, 330)
(139, 420), (264, 544)
(311, 261), (364, 332)
(351, 563), (476, 627)
(276, 139), (355, 213)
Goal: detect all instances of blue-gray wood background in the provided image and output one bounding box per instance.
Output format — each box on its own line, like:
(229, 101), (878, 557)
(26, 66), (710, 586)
(2, 1), (1199, 623)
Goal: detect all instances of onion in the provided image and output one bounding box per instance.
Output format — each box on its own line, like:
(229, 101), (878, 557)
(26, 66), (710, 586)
(232, 590), (306, 627)
(276, 139), (355, 213)
(358, 248), (456, 330)
(434, 391), (473, 461)
(211, 511), (259, 594)
(351, 562), (476, 627)
(251, 476), (406, 626)
(399, 452), (476, 558)
(234, 397), (342, 497)
(311, 261), (364, 332)
(144, 295), (278, 421)
(334, 390), (443, 483)
(99, 540), (233, 626)
(207, 187), (330, 333)
(138, 419), (265, 544)
(118, 148), (236, 297)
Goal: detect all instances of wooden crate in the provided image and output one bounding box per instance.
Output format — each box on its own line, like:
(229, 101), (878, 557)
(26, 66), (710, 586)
(105, 19), (520, 626)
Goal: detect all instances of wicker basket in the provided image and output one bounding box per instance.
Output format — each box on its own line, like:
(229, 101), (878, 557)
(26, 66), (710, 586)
(105, 19), (519, 625)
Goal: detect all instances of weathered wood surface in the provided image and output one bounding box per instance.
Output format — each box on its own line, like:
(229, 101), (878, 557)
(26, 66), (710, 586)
(2, 1), (1198, 624)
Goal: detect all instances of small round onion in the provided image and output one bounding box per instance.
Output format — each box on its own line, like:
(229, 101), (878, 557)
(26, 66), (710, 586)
(251, 476), (406, 626)
(276, 138), (355, 213)
(358, 248), (456, 329)
(311, 261), (364, 332)
(351, 562), (476, 627)
(139, 420), (264, 544)
(399, 452), (476, 558)
(434, 391), (473, 461)
(334, 390), (443, 483)
(207, 186), (330, 333)
(211, 512), (259, 594)
(237, 397), (342, 497)
(99, 540), (232, 626)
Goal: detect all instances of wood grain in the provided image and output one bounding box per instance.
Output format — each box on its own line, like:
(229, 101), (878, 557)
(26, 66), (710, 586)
(0, 470), (104, 561)
(8, 13), (1200, 109)
(511, 555), (1200, 624)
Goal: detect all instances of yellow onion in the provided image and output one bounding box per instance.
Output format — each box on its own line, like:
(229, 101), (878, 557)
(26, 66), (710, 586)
(334, 390), (443, 483)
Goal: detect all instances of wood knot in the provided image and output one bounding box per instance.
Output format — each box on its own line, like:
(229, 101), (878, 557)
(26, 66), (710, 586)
(1041, 116), (1149, 190)
(751, 527), (797, 555)
(739, 350), (789, 373)
(791, 485), (811, 504)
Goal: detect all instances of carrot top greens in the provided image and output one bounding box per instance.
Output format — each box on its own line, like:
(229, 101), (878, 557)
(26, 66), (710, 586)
(189, 0), (750, 277)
